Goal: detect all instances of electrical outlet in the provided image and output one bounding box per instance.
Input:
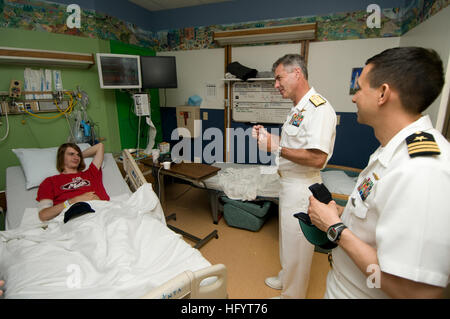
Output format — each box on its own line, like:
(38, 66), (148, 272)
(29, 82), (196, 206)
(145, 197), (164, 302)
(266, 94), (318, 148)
(336, 115), (341, 125)
(28, 101), (39, 112)
(203, 112), (208, 121)
(15, 102), (25, 112)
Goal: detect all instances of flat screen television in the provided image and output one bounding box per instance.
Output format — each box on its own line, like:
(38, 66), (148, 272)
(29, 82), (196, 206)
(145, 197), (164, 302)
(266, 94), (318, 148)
(96, 53), (141, 89)
(140, 56), (177, 89)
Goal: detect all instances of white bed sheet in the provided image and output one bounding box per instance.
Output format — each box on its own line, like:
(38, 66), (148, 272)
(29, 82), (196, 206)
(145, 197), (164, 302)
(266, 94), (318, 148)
(0, 184), (211, 299)
(204, 162), (358, 200)
(5, 153), (131, 230)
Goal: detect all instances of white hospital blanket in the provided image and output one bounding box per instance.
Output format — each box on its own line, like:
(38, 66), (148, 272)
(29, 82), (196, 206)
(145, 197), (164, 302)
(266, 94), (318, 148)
(0, 184), (211, 299)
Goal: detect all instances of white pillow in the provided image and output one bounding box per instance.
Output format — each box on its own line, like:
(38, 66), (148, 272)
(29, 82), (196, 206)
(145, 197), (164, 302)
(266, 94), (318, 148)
(12, 143), (94, 190)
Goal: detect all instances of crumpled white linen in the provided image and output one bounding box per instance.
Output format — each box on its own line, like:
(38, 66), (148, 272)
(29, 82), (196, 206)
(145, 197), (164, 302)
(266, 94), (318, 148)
(218, 167), (259, 201)
(217, 166), (281, 201)
(0, 184), (211, 299)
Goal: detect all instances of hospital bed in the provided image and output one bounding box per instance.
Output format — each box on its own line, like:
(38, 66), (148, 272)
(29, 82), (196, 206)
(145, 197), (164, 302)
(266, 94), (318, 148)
(194, 162), (361, 224)
(1, 148), (227, 299)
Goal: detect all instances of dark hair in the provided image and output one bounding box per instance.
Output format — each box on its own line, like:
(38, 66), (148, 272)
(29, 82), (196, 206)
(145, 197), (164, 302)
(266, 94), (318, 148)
(365, 47), (444, 113)
(56, 143), (85, 173)
(272, 54), (308, 80)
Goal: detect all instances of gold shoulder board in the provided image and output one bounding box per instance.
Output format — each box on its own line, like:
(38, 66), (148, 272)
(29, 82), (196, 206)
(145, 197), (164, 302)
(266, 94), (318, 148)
(309, 95), (326, 107)
(406, 131), (440, 157)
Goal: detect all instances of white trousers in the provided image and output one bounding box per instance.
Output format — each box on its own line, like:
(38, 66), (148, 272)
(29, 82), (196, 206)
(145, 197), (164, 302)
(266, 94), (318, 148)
(278, 171), (321, 299)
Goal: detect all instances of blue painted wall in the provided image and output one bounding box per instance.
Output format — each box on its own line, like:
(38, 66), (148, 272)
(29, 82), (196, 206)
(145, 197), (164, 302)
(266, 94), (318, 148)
(161, 108), (379, 169)
(332, 113), (379, 168)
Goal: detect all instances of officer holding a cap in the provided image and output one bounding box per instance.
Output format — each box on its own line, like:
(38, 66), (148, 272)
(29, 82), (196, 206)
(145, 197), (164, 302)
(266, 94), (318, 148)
(307, 47), (450, 298)
(253, 54), (337, 298)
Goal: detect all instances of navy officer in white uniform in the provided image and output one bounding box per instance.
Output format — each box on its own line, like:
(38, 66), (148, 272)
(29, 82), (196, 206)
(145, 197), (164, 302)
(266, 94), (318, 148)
(308, 47), (449, 298)
(253, 54), (337, 298)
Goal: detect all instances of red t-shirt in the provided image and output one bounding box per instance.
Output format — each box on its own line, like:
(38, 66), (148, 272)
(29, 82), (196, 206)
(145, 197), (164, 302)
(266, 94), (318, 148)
(36, 163), (110, 204)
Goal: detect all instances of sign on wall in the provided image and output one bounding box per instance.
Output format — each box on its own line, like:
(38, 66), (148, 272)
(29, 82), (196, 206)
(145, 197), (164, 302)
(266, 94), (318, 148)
(232, 81), (292, 124)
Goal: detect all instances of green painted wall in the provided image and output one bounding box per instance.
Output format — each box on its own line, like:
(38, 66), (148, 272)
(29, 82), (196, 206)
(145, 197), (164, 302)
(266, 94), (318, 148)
(0, 28), (121, 190)
(109, 40), (162, 150)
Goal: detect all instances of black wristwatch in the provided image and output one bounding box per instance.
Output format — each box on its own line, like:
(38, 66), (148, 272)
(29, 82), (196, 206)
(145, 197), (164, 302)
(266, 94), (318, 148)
(327, 223), (347, 243)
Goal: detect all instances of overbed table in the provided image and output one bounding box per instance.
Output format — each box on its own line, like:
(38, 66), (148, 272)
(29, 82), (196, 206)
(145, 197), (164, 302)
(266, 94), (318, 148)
(139, 159), (221, 206)
(139, 158), (221, 249)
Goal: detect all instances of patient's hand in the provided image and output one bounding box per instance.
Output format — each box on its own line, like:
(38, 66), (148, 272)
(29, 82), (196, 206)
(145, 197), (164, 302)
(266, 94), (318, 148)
(71, 192), (100, 204)
(39, 192), (100, 222)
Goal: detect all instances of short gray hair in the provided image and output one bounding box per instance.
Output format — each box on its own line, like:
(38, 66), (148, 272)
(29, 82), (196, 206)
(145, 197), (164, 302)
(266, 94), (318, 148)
(272, 54), (308, 80)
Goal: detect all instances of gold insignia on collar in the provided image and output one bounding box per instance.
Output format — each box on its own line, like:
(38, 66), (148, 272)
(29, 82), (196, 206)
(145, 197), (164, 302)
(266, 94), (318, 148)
(406, 132), (440, 158)
(309, 95), (326, 107)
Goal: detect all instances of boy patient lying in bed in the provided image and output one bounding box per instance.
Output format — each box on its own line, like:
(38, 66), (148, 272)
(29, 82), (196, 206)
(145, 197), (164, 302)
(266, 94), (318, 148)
(36, 142), (110, 222)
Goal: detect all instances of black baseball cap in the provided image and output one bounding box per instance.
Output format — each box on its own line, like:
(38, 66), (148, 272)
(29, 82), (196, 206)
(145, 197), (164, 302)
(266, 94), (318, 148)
(294, 212), (337, 250)
(64, 202), (95, 223)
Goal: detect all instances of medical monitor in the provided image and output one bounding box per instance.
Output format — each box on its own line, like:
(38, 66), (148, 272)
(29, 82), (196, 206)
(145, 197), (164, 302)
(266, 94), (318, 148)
(96, 53), (141, 89)
(140, 56), (177, 89)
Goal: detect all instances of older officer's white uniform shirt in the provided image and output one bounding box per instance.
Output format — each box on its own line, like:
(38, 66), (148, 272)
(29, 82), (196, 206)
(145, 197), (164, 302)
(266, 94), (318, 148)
(278, 87), (336, 173)
(326, 115), (450, 299)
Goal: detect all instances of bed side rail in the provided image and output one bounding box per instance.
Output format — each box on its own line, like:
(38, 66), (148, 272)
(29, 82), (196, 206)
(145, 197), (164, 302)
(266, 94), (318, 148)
(122, 149), (148, 192)
(141, 264), (227, 299)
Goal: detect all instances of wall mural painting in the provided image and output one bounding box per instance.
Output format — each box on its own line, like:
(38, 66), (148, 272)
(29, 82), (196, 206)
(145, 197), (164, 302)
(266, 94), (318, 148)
(0, 0), (159, 49)
(0, 0), (448, 52)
